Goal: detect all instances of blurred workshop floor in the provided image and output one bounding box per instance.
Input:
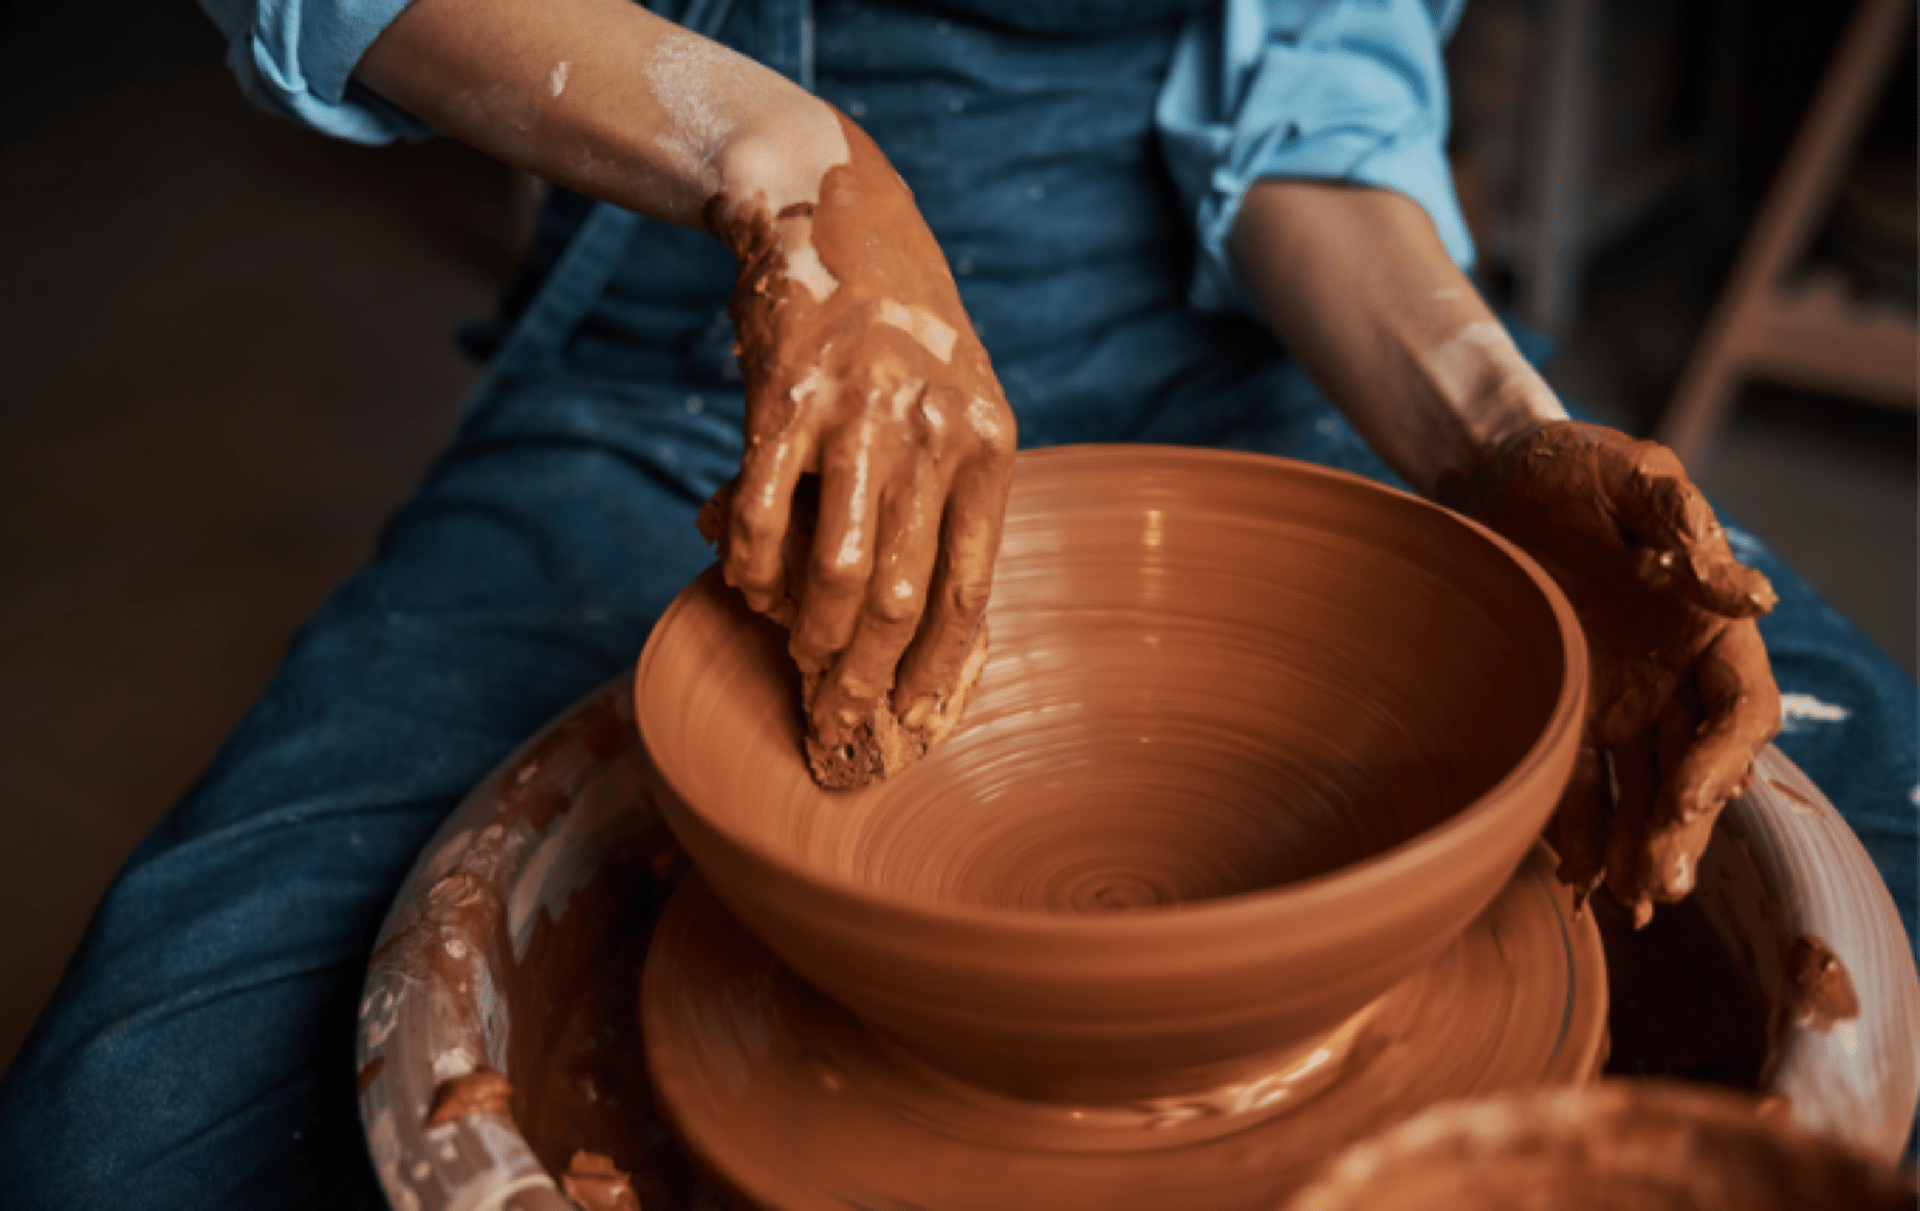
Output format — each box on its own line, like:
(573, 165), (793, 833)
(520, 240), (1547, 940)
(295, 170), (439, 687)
(0, 0), (1912, 1082)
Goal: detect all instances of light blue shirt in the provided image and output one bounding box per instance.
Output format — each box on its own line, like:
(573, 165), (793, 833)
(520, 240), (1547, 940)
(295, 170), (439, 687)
(200, 0), (1470, 315)
(198, 0), (426, 143)
(1158, 0), (1473, 310)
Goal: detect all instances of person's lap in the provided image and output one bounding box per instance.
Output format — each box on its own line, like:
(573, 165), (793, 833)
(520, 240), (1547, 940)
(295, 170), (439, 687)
(0, 369), (735, 1205)
(1, 348), (1912, 1206)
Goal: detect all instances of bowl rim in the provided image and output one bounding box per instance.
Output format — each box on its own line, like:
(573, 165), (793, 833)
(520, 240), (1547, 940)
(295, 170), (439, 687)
(636, 444), (1588, 939)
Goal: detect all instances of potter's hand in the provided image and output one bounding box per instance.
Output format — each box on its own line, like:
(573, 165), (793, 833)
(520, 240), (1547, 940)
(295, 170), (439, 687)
(355, 0), (1008, 754)
(702, 113), (1015, 749)
(1225, 186), (1778, 924)
(1442, 421), (1780, 926)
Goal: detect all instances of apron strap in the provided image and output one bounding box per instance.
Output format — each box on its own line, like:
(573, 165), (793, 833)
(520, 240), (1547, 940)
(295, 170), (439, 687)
(483, 202), (641, 378)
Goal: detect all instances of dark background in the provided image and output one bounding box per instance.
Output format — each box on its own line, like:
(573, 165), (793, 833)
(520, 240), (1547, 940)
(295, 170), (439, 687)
(0, 0), (1912, 1076)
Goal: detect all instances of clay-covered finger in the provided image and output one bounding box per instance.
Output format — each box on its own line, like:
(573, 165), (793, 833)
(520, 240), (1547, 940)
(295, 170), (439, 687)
(1677, 622), (1778, 812)
(1640, 690), (1712, 904)
(1602, 738), (1661, 928)
(695, 475), (740, 553)
(808, 468), (945, 742)
(1542, 742), (1611, 905)
(1643, 622), (1778, 893)
(724, 425), (816, 616)
(1603, 440), (1776, 619)
(789, 424), (886, 679)
(1658, 490), (1776, 619)
(894, 454), (1010, 724)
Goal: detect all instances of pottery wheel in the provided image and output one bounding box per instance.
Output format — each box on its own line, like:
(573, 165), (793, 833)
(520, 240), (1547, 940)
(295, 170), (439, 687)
(642, 841), (1606, 1211)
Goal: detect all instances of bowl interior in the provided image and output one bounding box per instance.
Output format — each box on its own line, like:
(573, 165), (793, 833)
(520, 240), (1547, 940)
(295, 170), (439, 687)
(641, 447), (1569, 916)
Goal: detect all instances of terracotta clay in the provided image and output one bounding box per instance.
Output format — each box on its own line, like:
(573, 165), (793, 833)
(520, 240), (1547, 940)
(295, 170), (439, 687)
(1284, 1080), (1918, 1211)
(1596, 747), (1920, 1160)
(350, 439), (1915, 1211)
(425, 1068), (515, 1128)
(1787, 935), (1861, 1032)
(696, 476), (992, 790)
(638, 447), (1589, 1102)
(703, 110), (1016, 759)
(357, 677), (1919, 1211)
(1441, 421), (1780, 927)
(641, 845), (1603, 1211)
(357, 679), (693, 1211)
(561, 1151), (642, 1211)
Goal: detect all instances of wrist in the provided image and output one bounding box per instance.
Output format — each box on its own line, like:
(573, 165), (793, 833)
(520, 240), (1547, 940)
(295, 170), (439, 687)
(1473, 369), (1567, 451)
(1420, 324), (1567, 485)
(1432, 374), (1568, 513)
(713, 100), (851, 230)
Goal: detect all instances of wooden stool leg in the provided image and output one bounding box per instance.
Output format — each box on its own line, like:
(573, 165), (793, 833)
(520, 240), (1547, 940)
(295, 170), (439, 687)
(1657, 0), (1913, 467)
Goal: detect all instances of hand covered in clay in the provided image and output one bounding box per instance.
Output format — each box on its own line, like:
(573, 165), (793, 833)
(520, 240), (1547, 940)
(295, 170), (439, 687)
(699, 111), (1015, 752)
(1441, 422), (1781, 927)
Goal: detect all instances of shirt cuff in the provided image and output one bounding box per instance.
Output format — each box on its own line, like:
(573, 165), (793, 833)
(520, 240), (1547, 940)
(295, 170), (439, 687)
(1157, 0), (1476, 317)
(202, 0), (433, 144)
(1192, 106), (1476, 314)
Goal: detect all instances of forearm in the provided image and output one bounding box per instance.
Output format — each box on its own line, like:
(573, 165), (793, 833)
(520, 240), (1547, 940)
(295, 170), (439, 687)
(356, 0), (846, 229)
(1228, 182), (1566, 496)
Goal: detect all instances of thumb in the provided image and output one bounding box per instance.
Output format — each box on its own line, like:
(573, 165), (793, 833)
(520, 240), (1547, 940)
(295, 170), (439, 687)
(1607, 441), (1776, 620)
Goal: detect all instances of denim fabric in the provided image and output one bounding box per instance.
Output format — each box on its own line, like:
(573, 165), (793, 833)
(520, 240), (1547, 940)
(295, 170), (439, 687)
(1737, 526), (1919, 944)
(4, 0), (1915, 1206)
(6, 322), (1910, 1209)
(204, 0), (1472, 303)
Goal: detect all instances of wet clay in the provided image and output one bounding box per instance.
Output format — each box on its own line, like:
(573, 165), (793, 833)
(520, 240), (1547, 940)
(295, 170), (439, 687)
(358, 681), (716, 1210)
(1723, 748), (1920, 1156)
(695, 478), (992, 790)
(425, 1068), (514, 1128)
(1284, 1080), (1917, 1211)
(504, 822), (705, 1211)
(700, 110), (1016, 770)
(561, 1151), (642, 1211)
(641, 846), (1603, 1211)
(1769, 777), (1820, 816)
(639, 447), (1589, 1103)
(1440, 421), (1780, 925)
(1597, 793), (1899, 1155)
(360, 663), (1917, 1209)
(1788, 935), (1861, 1032)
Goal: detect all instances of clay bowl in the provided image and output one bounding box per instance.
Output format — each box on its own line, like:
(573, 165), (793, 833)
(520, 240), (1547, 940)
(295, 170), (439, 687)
(1600, 745), (1920, 1160)
(636, 446), (1588, 1101)
(351, 690), (1917, 1209)
(1282, 1079), (1919, 1211)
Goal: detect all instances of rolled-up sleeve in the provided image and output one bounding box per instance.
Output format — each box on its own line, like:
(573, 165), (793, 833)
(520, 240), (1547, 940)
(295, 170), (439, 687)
(1156, 0), (1471, 313)
(197, 0), (431, 143)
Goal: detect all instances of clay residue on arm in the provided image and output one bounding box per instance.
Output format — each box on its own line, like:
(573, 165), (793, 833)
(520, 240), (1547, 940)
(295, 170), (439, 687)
(360, 1), (1009, 788)
(356, 0), (848, 233)
(1417, 319), (1569, 459)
